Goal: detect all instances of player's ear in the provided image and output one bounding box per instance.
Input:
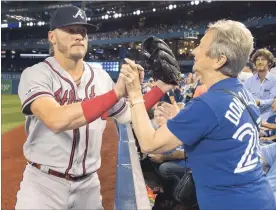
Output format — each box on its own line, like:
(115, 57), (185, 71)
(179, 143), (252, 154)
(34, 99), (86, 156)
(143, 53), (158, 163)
(48, 31), (56, 44)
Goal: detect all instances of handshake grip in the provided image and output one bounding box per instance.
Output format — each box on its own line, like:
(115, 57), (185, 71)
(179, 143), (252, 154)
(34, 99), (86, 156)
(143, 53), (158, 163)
(140, 36), (182, 85)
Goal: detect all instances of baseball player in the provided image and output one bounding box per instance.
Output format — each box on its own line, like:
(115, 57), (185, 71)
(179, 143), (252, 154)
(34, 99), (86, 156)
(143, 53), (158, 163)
(120, 20), (276, 209)
(15, 6), (172, 209)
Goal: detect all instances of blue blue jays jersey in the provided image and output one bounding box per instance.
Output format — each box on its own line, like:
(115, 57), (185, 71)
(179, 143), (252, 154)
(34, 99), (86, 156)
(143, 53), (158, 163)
(167, 78), (276, 209)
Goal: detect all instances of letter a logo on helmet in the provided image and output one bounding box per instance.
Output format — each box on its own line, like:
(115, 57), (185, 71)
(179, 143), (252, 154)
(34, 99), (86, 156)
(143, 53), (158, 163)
(73, 9), (85, 19)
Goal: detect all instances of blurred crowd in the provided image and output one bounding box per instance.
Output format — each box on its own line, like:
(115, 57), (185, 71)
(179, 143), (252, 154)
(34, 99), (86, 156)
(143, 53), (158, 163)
(2, 20), (207, 47)
(2, 12), (276, 47)
(88, 20), (208, 41)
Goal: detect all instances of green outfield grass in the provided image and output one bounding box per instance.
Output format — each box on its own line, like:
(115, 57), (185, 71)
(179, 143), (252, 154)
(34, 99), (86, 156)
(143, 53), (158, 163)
(1, 94), (25, 134)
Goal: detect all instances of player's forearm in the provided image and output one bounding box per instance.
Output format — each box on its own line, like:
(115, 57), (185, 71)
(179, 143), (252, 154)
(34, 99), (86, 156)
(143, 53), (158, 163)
(49, 103), (87, 132)
(143, 86), (165, 111)
(48, 90), (118, 133)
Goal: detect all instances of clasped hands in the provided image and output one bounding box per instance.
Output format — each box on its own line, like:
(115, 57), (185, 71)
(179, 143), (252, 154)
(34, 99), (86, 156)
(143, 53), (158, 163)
(119, 58), (144, 102)
(116, 58), (174, 104)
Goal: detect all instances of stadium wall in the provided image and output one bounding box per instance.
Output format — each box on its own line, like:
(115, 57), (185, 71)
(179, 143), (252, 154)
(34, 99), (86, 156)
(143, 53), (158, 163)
(1, 73), (21, 94)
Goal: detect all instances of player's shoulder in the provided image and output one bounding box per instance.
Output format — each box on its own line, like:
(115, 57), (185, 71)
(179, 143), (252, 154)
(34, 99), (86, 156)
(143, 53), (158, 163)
(22, 59), (51, 77)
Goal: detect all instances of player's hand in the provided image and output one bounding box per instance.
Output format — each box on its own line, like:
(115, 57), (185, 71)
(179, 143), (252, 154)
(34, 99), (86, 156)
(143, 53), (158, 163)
(113, 75), (127, 99)
(148, 154), (165, 163)
(120, 58), (143, 97)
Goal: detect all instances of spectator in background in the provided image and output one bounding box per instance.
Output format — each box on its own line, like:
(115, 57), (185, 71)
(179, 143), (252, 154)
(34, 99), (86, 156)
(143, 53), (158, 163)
(183, 77), (195, 103)
(238, 61), (254, 84)
(244, 48), (276, 121)
(261, 143), (276, 201)
(149, 102), (188, 198)
(160, 85), (184, 104)
(270, 58), (276, 75)
(142, 77), (155, 94)
(173, 86), (184, 103)
(187, 72), (193, 81)
(261, 98), (276, 143)
(193, 77), (208, 98)
(148, 78), (156, 89)
(142, 82), (151, 94)
(179, 77), (186, 88)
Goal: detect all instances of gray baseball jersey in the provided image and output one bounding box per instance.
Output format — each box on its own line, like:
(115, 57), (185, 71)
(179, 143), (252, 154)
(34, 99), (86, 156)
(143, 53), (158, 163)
(18, 56), (127, 177)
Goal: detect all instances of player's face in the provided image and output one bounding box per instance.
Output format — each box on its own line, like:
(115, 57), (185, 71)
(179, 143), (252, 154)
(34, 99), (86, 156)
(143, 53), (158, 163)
(54, 25), (88, 60)
(192, 30), (225, 77)
(255, 56), (269, 73)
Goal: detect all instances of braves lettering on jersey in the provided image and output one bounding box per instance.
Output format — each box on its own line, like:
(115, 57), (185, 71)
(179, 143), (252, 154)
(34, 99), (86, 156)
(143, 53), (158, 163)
(167, 78), (276, 209)
(18, 57), (127, 177)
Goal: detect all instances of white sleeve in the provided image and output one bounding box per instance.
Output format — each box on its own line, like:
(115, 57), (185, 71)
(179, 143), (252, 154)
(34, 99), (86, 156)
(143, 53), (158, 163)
(18, 63), (54, 115)
(108, 97), (127, 117)
(110, 100), (131, 124)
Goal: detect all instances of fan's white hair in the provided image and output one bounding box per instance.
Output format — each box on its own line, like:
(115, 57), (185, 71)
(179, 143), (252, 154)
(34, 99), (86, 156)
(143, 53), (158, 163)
(206, 20), (254, 77)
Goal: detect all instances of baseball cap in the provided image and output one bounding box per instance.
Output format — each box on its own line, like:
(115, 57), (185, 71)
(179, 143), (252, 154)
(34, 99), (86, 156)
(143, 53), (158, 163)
(50, 5), (97, 31)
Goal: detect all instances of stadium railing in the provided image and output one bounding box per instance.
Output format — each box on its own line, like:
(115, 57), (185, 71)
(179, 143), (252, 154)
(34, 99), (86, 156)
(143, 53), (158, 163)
(114, 123), (151, 210)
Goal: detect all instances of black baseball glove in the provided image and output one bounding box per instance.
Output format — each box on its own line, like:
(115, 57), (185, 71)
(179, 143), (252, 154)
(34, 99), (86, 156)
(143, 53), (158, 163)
(140, 36), (181, 85)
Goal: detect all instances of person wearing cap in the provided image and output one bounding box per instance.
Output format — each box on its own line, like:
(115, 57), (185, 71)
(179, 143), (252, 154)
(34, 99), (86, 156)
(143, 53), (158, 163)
(15, 5), (173, 209)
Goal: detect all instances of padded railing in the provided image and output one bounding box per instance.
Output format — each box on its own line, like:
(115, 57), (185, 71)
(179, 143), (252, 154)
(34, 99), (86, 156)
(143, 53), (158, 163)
(114, 123), (151, 210)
